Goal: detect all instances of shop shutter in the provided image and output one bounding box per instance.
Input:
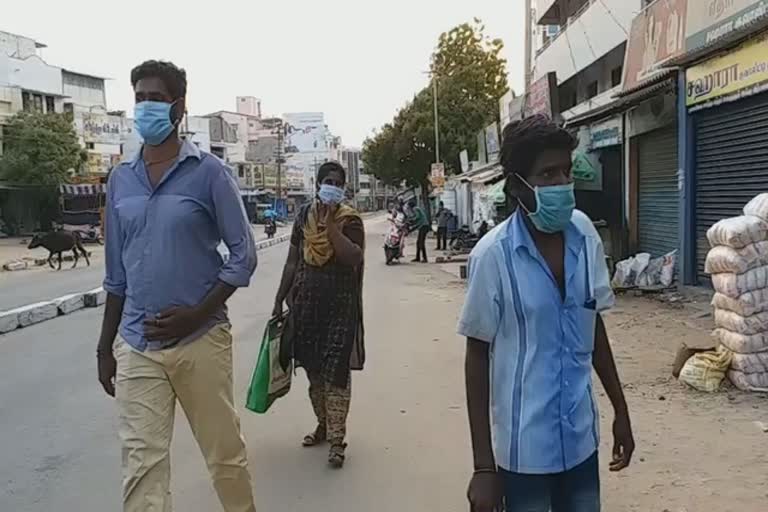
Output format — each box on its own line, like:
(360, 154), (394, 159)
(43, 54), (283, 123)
(695, 94), (768, 281)
(637, 126), (679, 257)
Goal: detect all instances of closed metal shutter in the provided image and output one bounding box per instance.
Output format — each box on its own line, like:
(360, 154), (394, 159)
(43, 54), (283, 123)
(638, 126), (679, 257)
(695, 93), (768, 281)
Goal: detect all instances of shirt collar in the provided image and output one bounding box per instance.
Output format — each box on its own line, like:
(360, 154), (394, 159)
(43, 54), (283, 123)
(128, 138), (202, 168)
(508, 209), (585, 257)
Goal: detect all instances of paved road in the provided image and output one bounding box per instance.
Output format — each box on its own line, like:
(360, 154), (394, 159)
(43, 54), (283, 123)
(0, 226), (289, 312)
(0, 218), (470, 512)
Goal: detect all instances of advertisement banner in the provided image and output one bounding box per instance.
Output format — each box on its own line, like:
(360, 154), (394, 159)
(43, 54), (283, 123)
(524, 73), (558, 119)
(622, 0), (687, 91)
(686, 32), (768, 105)
(430, 163), (446, 189)
(686, 0), (768, 51)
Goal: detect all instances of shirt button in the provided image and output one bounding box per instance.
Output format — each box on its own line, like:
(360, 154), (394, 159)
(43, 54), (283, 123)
(565, 380), (570, 386)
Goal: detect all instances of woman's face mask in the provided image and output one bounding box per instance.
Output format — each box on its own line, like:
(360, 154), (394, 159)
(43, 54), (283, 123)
(318, 184), (345, 205)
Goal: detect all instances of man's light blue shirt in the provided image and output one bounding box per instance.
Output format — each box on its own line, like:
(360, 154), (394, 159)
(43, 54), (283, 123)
(104, 141), (257, 351)
(458, 209), (614, 474)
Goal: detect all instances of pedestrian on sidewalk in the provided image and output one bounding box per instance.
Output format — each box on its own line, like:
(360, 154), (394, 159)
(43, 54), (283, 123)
(459, 115), (634, 512)
(408, 200), (430, 262)
(273, 161), (365, 469)
(435, 201), (451, 251)
(96, 60), (258, 512)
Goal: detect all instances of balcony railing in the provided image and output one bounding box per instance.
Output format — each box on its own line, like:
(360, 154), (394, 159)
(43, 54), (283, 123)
(537, 0), (596, 56)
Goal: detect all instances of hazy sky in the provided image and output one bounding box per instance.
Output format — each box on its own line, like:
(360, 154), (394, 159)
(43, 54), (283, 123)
(5, 0), (524, 147)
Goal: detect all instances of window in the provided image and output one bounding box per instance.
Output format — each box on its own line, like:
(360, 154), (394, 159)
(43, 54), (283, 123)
(238, 165), (245, 178)
(611, 66), (623, 87)
(64, 103), (74, 114)
(586, 81), (598, 99)
(22, 92), (31, 112)
(33, 94), (44, 113)
(86, 142), (95, 150)
(45, 96), (55, 113)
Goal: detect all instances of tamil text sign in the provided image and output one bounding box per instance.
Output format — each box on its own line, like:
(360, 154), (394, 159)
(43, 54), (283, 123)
(622, 0), (687, 91)
(82, 113), (125, 145)
(686, 0), (768, 51)
(686, 31), (768, 105)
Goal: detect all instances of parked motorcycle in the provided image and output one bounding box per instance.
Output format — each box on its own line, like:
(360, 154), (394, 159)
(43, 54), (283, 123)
(384, 214), (407, 265)
(450, 225), (480, 252)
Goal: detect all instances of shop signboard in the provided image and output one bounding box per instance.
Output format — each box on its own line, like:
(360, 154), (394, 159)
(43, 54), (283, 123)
(686, 31), (768, 106)
(686, 0), (768, 51)
(622, 0), (687, 92)
(590, 117), (622, 149)
(82, 113), (126, 145)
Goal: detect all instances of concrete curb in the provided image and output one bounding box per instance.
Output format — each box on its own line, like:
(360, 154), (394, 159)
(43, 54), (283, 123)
(2, 251), (95, 272)
(0, 234), (291, 336)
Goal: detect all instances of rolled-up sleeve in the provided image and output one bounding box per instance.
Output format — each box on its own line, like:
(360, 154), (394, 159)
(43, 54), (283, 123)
(457, 247), (502, 344)
(103, 174), (126, 297)
(592, 238), (615, 312)
(212, 168), (257, 287)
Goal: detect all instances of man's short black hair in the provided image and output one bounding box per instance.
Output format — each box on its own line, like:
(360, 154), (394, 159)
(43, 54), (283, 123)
(130, 60), (187, 99)
(317, 161), (346, 185)
(500, 115), (577, 178)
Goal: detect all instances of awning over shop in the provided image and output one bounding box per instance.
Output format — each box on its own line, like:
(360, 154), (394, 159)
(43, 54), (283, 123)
(667, 17), (768, 68)
(60, 183), (106, 195)
(565, 70), (677, 128)
(459, 163), (503, 184)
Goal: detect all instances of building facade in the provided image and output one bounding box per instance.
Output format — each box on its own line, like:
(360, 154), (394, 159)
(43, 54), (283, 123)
(526, 0), (768, 286)
(0, 30), (125, 175)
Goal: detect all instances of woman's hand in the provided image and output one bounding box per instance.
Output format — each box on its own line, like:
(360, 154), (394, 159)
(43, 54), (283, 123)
(324, 204), (338, 231)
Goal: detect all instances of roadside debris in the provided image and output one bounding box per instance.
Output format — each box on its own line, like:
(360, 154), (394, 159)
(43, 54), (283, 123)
(612, 250), (677, 291)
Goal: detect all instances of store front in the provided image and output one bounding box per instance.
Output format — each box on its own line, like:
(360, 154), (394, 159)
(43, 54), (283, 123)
(574, 117), (626, 263)
(687, 31), (768, 282)
(626, 92), (679, 258)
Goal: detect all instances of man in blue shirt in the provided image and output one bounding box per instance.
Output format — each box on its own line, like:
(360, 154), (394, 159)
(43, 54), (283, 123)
(96, 61), (258, 512)
(459, 116), (634, 512)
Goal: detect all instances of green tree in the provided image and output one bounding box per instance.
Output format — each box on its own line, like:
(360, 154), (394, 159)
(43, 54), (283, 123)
(363, 19), (508, 201)
(0, 111), (85, 232)
(0, 111), (84, 185)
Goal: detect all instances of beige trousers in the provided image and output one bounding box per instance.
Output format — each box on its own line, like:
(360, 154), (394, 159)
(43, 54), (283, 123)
(114, 323), (256, 512)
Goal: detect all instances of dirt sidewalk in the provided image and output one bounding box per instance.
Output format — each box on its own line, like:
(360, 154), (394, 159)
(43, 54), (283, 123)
(428, 260), (768, 511)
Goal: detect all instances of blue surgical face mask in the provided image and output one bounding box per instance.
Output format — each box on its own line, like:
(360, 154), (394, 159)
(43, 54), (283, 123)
(516, 173), (575, 233)
(134, 100), (178, 146)
(318, 184), (345, 205)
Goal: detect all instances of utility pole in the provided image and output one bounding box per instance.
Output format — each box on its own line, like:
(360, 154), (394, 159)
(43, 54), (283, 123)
(432, 77), (440, 163)
(274, 120), (285, 213)
(524, 0), (533, 93)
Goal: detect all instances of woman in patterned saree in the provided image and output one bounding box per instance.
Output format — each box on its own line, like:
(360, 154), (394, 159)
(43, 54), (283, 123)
(273, 161), (366, 468)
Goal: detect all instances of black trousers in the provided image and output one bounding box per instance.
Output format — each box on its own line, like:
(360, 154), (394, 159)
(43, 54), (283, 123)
(415, 226), (430, 262)
(436, 227), (448, 250)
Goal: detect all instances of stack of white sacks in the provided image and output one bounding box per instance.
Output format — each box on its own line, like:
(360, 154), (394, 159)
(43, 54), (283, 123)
(706, 194), (768, 392)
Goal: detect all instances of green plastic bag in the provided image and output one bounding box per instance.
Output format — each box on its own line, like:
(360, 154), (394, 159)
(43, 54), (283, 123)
(246, 315), (292, 413)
